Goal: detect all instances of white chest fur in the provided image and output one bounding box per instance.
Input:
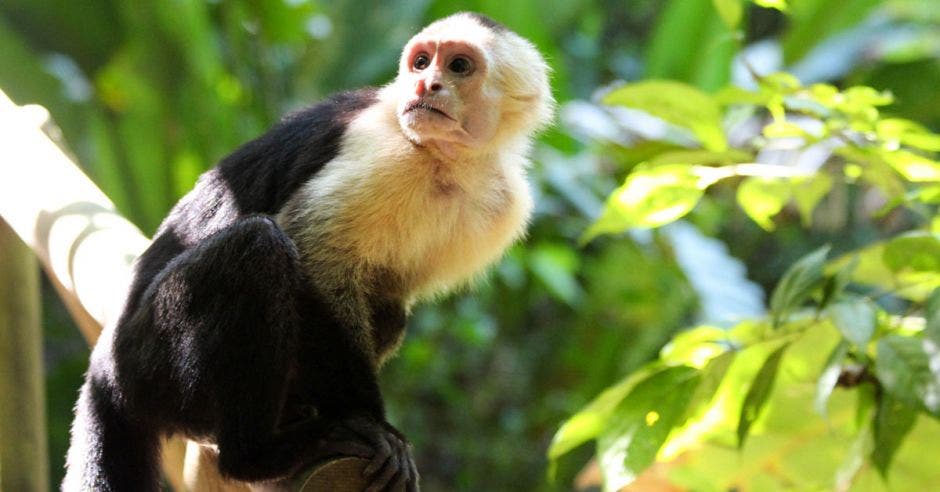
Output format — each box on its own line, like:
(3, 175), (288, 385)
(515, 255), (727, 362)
(279, 100), (533, 302)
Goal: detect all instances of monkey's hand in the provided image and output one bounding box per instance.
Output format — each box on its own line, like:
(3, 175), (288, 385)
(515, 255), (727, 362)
(316, 416), (419, 492)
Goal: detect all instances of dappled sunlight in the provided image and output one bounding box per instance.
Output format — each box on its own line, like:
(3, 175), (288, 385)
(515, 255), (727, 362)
(0, 90), (149, 331)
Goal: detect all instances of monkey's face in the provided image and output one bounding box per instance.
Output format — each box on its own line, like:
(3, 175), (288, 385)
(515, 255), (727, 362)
(395, 32), (501, 152)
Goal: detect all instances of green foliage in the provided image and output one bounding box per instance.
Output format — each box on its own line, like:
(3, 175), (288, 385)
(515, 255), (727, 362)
(604, 80), (728, 151)
(552, 1), (940, 489)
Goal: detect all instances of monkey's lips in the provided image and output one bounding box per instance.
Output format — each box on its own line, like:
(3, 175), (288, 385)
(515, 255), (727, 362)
(405, 101), (455, 121)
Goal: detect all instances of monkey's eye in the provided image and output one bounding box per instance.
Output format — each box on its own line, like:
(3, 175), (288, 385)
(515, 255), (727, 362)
(413, 54), (430, 71)
(448, 56), (473, 75)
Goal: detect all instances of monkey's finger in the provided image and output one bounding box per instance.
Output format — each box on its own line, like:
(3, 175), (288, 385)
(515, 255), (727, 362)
(385, 472), (408, 492)
(363, 435), (394, 476)
(406, 458), (419, 492)
(363, 453), (401, 492)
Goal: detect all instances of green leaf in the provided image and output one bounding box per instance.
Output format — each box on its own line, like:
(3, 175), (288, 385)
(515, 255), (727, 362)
(880, 149), (940, 182)
(819, 256), (858, 311)
(529, 243), (584, 307)
(844, 86), (894, 108)
(877, 118), (940, 152)
(835, 422), (873, 492)
(737, 343), (790, 448)
(883, 233), (940, 274)
(597, 366), (701, 490)
(838, 146), (907, 199)
(603, 80), (728, 151)
(769, 246), (830, 326)
(715, 85), (773, 106)
(660, 325), (729, 368)
(875, 335), (940, 417)
(827, 299), (876, 349)
(582, 165), (706, 242)
(926, 289), (940, 344)
(754, 0), (788, 11)
(760, 72), (802, 94)
(815, 341), (849, 419)
(736, 177), (793, 231)
(791, 173), (833, 226)
(712, 0), (743, 29)
(645, 0), (737, 92)
(688, 351), (736, 412)
(548, 366), (657, 460)
(648, 149), (752, 166)
(762, 120), (806, 138)
(872, 395), (918, 478)
(828, 236), (940, 302)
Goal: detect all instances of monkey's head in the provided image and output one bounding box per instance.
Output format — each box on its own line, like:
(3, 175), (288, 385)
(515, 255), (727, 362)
(393, 13), (554, 155)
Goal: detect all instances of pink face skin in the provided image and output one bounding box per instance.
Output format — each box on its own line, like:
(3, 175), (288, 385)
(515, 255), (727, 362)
(396, 37), (501, 155)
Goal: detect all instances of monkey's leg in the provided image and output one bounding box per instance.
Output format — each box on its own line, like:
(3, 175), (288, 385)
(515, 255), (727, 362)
(145, 216), (412, 487)
(63, 374), (161, 491)
(135, 216), (335, 482)
(291, 294), (420, 491)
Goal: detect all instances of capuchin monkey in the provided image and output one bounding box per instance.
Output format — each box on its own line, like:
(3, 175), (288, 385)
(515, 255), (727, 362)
(63, 12), (552, 492)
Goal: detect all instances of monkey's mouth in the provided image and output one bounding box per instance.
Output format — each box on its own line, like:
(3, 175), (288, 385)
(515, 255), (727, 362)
(406, 101), (454, 121)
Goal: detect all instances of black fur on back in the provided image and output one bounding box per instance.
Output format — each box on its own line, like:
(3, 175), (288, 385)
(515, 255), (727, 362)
(124, 88), (378, 317)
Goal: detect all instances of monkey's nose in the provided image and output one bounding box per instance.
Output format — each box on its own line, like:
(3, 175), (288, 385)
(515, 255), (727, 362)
(416, 78), (443, 96)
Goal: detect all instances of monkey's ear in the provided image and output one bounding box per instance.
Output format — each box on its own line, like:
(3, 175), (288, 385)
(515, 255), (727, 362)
(486, 32), (555, 132)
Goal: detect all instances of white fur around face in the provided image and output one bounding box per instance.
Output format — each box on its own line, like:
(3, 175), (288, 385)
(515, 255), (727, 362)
(277, 12), (553, 322)
(281, 92), (533, 303)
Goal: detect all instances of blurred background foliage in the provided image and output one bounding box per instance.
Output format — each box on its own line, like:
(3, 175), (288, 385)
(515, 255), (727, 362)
(2, 0), (940, 490)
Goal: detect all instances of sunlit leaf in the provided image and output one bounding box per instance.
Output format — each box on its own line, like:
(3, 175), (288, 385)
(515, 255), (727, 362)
(829, 238), (940, 302)
(883, 233), (940, 274)
(880, 149), (940, 182)
(754, 0), (788, 11)
(877, 118), (940, 152)
(603, 80), (728, 151)
(760, 72), (802, 93)
(737, 342), (790, 448)
(770, 246), (830, 326)
(598, 366), (701, 490)
(815, 341), (849, 418)
(582, 165), (706, 242)
(660, 325), (729, 368)
(548, 366), (658, 460)
(834, 422), (873, 492)
(712, 0), (743, 29)
(649, 149), (752, 166)
(808, 83), (840, 108)
(876, 335), (940, 417)
(763, 120), (806, 138)
(837, 146), (907, 198)
(715, 85), (773, 106)
(828, 299), (876, 349)
(736, 176), (792, 231)
(872, 395), (918, 478)
(845, 86), (894, 107)
(791, 173), (832, 226)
